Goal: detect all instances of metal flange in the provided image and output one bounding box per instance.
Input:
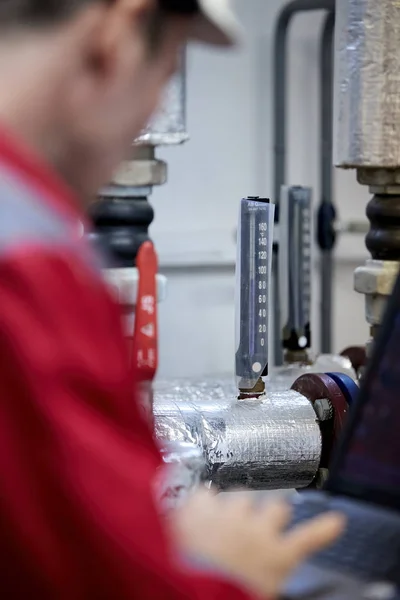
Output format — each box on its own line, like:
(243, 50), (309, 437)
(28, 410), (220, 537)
(292, 373), (349, 471)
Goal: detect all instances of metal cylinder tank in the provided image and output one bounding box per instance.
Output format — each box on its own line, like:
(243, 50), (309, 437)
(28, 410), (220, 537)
(154, 380), (322, 491)
(334, 0), (400, 169)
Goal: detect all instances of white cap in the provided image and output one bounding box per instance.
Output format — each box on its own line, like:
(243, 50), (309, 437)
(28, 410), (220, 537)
(192, 0), (242, 46)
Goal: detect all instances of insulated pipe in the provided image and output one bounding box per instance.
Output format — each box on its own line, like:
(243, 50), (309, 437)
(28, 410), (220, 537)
(319, 12), (335, 354)
(154, 380), (322, 491)
(272, 0), (335, 367)
(135, 65), (188, 147)
(91, 60), (188, 268)
(334, 0), (400, 341)
(156, 442), (205, 513)
(334, 0), (400, 169)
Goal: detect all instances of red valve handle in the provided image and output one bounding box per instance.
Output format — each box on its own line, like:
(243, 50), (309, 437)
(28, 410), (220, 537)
(132, 241), (158, 382)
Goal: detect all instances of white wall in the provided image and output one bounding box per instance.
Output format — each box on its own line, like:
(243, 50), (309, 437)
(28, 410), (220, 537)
(151, 0), (369, 379)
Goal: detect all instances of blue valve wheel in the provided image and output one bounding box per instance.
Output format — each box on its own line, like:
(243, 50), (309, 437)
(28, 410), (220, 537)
(326, 372), (359, 408)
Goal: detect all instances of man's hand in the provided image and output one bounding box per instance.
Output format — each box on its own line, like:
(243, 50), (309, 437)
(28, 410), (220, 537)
(173, 491), (345, 599)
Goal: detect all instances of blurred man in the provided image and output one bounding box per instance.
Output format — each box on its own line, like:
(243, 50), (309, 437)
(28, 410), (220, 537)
(0, 1), (344, 598)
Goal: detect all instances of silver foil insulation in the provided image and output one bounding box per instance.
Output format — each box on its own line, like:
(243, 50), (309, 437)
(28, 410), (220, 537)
(154, 381), (321, 491)
(155, 441), (205, 513)
(334, 0), (400, 168)
(135, 67), (188, 147)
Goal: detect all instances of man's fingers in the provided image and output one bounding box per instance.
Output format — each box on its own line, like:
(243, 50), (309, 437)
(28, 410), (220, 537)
(284, 512), (346, 564)
(260, 500), (292, 531)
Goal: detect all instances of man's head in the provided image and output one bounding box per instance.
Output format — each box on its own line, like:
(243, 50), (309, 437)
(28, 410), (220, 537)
(0, 0), (239, 200)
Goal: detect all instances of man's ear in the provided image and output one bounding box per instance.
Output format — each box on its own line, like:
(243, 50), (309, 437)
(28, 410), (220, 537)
(94, 0), (158, 72)
(65, 0), (156, 82)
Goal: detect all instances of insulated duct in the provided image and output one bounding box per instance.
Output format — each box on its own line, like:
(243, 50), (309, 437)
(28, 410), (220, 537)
(334, 0), (400, 169)
(154, 381), (322, 491)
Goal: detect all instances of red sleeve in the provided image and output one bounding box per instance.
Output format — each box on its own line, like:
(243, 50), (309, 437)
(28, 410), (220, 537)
(0, 247), (254, 600)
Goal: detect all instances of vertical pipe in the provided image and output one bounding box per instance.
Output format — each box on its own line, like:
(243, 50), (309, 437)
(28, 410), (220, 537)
(273, 0), (335, 206)
(272, 0), (335, 366)
(135, 57), (188, 146)
(320, 12), (335, 353)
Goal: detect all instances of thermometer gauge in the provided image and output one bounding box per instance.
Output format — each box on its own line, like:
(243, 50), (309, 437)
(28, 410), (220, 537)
(279, 186), (312, 352)
(235, 197), (275, 392)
